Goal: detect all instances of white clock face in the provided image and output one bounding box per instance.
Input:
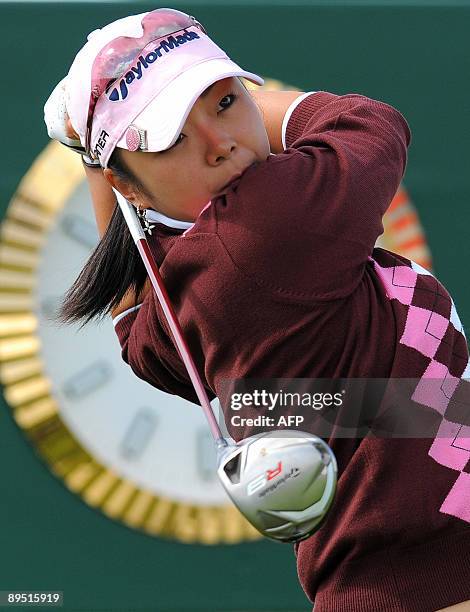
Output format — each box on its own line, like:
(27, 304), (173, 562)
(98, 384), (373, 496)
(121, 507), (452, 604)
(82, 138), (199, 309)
(34, 180), (230, 507)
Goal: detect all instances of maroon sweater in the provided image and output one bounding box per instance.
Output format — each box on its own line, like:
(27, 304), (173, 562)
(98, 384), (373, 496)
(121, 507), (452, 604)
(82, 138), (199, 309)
(114, 92), (470, 611)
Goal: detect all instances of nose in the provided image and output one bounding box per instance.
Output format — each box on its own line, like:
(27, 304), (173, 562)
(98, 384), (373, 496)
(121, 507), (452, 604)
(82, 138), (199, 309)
(203, 124), (237, 166)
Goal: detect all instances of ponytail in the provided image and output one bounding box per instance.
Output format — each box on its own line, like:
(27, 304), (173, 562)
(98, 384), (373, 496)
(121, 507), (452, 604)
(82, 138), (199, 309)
(54, 149), (147, 329)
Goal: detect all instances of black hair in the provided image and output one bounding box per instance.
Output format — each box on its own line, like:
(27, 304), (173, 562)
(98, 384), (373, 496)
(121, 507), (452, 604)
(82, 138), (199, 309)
(54, 148), (148, 330)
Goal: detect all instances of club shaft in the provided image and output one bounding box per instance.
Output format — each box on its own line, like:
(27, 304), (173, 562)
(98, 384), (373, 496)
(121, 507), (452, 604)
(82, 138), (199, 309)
(115, 191), (227, 446)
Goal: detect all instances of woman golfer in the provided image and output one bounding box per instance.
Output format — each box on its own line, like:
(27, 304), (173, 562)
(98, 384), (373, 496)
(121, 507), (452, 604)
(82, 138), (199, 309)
(44, 7), (470, 611)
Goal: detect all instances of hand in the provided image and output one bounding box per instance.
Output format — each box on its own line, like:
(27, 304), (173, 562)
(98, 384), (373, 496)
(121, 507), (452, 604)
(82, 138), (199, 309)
(44, 76), (100, 167)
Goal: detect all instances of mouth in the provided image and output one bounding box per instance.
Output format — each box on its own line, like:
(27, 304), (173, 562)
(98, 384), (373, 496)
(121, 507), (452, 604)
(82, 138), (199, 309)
(219, 173), (242, 192)
(216, 164), (255, 196)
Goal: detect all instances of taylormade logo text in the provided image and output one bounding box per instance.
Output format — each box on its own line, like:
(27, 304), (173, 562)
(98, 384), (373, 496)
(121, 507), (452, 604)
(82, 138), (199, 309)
(107, 29), (200, 102)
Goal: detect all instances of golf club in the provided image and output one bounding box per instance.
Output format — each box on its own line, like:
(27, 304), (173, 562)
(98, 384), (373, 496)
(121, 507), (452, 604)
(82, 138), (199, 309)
(114, 188), (338, 543)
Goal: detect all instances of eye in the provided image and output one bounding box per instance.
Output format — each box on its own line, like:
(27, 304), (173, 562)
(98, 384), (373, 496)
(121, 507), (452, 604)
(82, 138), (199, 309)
(218, 93), (236, 112)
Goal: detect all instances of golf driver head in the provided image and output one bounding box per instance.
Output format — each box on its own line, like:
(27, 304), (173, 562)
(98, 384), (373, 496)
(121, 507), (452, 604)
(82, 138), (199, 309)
(217, 430), (337, 543)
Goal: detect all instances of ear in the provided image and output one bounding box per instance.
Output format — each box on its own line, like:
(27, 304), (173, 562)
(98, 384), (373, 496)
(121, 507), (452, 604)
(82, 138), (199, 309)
(103, 167), (138, 204)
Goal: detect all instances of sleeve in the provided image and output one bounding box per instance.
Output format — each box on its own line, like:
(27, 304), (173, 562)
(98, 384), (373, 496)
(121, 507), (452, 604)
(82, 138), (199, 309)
(215, 91), (412, 300)
(113, 292), (216, 406)
(111, 225), (216, 406)
(281, 92), (316, 150)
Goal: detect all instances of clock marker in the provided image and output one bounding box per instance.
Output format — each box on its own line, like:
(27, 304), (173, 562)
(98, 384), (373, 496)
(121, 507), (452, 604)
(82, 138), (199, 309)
(60, 214), (98, 249)
(196, 428), (217, 481)
(120, 408), (158, 460)
(62, 361), (113, 400)
(39, 296), (62, 319)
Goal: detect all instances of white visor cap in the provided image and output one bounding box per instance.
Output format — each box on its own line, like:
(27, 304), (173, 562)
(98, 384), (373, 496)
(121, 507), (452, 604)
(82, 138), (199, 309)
(115, 60), (264, 155)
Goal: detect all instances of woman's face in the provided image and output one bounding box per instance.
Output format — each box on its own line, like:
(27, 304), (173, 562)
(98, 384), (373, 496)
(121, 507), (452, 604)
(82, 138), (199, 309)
(106, 77), (270, 222)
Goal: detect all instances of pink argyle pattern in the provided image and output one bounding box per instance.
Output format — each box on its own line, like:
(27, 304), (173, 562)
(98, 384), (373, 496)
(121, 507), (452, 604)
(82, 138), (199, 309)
(371, 250), (470, 523)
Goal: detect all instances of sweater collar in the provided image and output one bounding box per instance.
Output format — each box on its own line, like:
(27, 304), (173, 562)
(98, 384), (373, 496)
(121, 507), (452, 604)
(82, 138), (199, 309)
(145, 208), (194, 231)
